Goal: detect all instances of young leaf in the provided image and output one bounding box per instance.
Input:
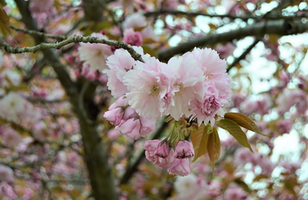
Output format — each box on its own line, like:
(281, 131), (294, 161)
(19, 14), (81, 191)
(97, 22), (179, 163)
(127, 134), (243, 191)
(224, 112), (266, 136)
(0, 7), (11, 38)
(207, 127), (221, 176)
(234, 178), (252, 194)
(191, 124), (210, 162)
(216, 118), (253, 152)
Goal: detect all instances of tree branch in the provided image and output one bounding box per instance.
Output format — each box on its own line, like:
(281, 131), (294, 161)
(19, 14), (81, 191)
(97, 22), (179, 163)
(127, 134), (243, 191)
(13, 0), (118, 199)
(227, 38), (261, 72)
(158, 19), (308, 62)
(10, 25), (67, 40)
(144, 9), (308, 21)
(0, 35), (144, 62)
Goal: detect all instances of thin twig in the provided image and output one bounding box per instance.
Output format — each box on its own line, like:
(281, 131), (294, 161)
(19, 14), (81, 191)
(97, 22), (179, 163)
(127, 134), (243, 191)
(227, 38), (260, 72)
(144, 9), (308, 20)
(0, 35), (144, 62)
(10, 25), (67, 40)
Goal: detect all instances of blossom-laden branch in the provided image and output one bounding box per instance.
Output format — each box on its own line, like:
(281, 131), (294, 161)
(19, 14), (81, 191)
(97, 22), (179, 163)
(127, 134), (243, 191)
(144, 9), (308, 21)
(158, 19), (308, 62)
(0, 35), (144, 62)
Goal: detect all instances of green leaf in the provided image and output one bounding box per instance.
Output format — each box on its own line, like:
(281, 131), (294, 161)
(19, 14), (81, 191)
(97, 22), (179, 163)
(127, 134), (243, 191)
(224, 112), (267, 136)
(0, 7), (11, 38)
(141, 45), (157, 58)
(0, 0), (7, 7)
(216, 118), (253, 152)
(143, 37), (157, 44)
(207, 127), (220, 175)
(234, 178), (252, 194)
(282, 179), (297, 198)
(191, 124), (210, 162)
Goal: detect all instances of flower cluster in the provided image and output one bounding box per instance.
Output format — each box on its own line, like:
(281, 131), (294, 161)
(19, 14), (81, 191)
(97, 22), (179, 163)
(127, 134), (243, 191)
(103, 46), (232, 176)
(144, 140), (194, 176)
(104, 47), (232, 126)
(103, 96), (156, 140)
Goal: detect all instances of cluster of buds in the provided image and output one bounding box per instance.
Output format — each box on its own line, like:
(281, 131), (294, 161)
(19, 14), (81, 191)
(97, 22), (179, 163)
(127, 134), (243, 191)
(144, 140), (194, 176)
(103, 96), (156, 140)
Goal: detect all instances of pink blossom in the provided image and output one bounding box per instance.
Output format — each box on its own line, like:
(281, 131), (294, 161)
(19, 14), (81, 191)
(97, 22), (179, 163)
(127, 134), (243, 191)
(123, 28), (143, 46)
(78, 33), (113, 71)
(104, 48), (136, 98)
(240, 98), (258, 115)
(164, 55), (204, 120)
(122, 13), (157, 41)
(158, 0), (179, 9)
(29, 0), (54, 14)
(216, 43), (236, 59)
(123, 13), (147, 30)
(276, 88), (308, 115)
(144, 140), (161, 163)
(174, 174), (205, 200)
(104, 107), (124, 126)
(0, 165), (14, 184)
(224, 184), (249, 200)
(0, 92), (26, 122)
(276, 119), (293, 134)
(190, 82), (224, 126)
(144, 140), (175, 168)
(207, 180), (222, 197)
(103, 49), (135, 98)
(107, 129), (121, 140)
(167, 158), (191, 176)
(175, 141), (194, 159)
(123, 57), (172, 119)
(116, 118), (141, 140)
(190, 47), (232, 103)
(0, 182), (17, 199)
(32, 121), (50, 142)
(1, 128), (22, 147)
(154, 142), (175, 167)
(139, 116), (156, 137)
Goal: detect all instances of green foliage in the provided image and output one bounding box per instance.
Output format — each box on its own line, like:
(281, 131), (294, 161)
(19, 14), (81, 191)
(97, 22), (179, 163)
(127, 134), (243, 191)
(207, 127), (221, 175)
(216, 118), (254, 152)
(191, 124), (210, 162)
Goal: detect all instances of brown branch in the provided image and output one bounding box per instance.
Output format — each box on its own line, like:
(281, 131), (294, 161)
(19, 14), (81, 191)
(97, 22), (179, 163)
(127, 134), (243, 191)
(158, 19), (308, 62)
(145, 9), (308, 20)
(10, 25), (67, 40)
(0, 34), (144, 62)
(227, 38), (261, 72)
(13, 0), (118, 199)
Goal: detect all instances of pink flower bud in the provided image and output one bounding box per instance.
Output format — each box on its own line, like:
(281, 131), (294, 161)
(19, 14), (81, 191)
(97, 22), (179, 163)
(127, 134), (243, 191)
(0, 165), (14, 184)
(123, 28), (143, 46)
(85, 71), (97, 81)
(109, 96), (129, 110)
(2, 128), (22, 147)
(122, 106), (138, 120)
(144, 140), (175, 168)
(139, 116), (156, 137)
(144, 140), (161, 163)
(154, 142), (175, 167)
(103, 107), (123, 126)
(116, 118), (141, 140)
(167, 158), (191, 176)
(175, 141), (194, 159)
(81, 65), (90, 76)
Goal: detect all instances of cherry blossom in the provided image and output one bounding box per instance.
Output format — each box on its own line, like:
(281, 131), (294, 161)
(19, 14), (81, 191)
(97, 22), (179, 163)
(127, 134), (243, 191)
(78, 33), (113, 71)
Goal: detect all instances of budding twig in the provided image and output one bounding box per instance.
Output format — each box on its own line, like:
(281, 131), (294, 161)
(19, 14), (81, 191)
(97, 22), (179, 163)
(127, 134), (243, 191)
(0, 35), (144, 62)
(10, 25), (67, 40)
